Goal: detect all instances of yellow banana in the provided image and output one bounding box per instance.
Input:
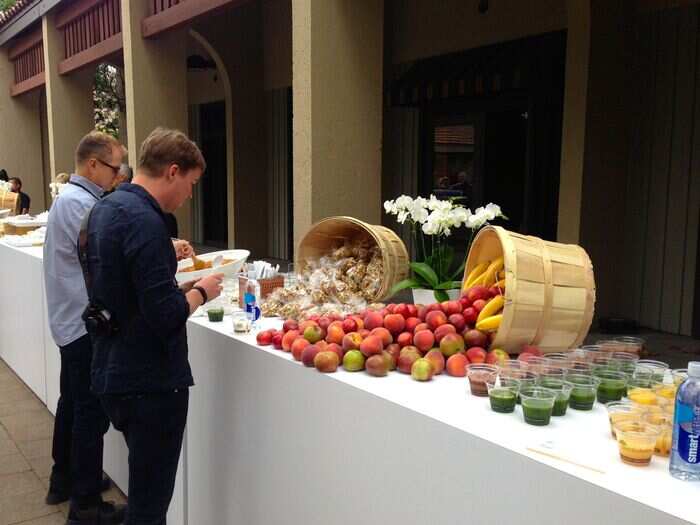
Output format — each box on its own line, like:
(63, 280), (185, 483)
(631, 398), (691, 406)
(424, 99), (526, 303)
(477, 295), (505, 324)
(464, 261), (489, 289)
(482, 256), (504, 287)
(476, 314), (502, 332)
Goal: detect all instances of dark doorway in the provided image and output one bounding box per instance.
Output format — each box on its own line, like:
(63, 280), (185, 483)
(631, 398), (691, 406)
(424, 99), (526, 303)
(199, 101), (228, 248)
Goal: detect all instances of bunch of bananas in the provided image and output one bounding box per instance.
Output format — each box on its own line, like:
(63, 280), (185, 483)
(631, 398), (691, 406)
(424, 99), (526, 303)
(462, 256), (506, 332)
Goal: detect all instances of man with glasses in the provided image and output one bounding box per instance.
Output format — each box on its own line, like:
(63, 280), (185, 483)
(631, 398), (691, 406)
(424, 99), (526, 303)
(43, 131), (127, 524)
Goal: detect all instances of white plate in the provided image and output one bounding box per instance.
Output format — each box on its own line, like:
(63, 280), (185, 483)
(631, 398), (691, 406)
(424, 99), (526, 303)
(175, 249), (250, 284)
(0, 209), (10, 219)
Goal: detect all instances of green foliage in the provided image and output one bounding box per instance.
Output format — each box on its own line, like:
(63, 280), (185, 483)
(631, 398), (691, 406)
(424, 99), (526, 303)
(0, 0), (17, 11)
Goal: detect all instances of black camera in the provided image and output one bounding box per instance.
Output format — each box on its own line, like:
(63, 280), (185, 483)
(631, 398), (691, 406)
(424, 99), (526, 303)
(82, 303), (118, 336)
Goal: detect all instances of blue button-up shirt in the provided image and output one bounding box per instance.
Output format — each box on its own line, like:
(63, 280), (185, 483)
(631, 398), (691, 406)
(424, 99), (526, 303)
(86, 183), (193, 394)
(44, 174), (104, 347)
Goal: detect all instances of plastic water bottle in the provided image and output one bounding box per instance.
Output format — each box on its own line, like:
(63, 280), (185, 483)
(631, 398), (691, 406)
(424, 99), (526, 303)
(670, 361), (700, 481)
(244, 272), (261, 323)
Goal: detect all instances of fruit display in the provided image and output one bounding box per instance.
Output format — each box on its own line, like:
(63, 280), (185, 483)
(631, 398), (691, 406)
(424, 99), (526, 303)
(261, 238), (384, 319)
(255, 291), (511, 382)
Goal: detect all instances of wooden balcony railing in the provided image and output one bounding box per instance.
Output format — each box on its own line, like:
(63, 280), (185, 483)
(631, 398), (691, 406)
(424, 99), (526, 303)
(8, 26), (45, 97)
(142, 0), (243, 38)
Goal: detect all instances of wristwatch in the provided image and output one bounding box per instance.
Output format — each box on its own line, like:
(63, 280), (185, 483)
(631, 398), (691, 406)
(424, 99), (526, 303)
(192, 285), (208, 305)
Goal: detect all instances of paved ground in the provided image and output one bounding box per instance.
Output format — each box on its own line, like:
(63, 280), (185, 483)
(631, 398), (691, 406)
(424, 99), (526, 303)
(0, 359), (126, 525)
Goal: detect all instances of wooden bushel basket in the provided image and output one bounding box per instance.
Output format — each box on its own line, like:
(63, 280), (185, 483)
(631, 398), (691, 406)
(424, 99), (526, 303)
(464, 226), (596, 354)
(296, 216), (410, 302)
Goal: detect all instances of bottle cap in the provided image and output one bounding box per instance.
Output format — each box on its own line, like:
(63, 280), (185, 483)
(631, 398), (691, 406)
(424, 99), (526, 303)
(688, 361), (700, 378)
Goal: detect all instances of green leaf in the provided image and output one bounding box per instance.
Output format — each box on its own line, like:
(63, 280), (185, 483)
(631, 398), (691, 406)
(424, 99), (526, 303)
(389, 278), (424, 297)
(440, 245), (455, 281)
(434, 281), (463, 290)
(433, 289), (449, 302)
(410, 262), (439, 288)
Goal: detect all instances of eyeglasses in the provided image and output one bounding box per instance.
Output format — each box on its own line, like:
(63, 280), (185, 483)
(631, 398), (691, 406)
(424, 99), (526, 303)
(95, 158), (121, 174)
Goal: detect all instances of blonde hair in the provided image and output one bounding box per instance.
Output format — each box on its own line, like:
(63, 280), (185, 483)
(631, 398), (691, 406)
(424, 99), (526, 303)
(138, 127), (206, 177)
(55, 173), (70, 183)
(75, 131), (121, 166)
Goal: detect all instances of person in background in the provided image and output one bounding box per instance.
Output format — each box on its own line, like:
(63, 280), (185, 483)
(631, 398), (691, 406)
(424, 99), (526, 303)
(9, 176), (30, 214)
(85, 128), (222, 525)
(43, 131), (127, 524)
(0, 169), (8, 182)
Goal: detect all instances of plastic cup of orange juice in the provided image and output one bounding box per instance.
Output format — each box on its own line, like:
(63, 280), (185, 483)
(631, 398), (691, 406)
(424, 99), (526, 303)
(613, 421), (661, 466)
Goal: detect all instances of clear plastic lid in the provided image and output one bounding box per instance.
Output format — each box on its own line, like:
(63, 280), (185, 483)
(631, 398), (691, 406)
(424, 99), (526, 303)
(688, 361), (700, 378)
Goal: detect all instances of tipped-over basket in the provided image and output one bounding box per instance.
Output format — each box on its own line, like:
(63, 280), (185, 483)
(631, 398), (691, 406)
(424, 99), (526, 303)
(296, 216), (409, 302)
(464, 226), (596, 354)
(0, 190), (19, 215)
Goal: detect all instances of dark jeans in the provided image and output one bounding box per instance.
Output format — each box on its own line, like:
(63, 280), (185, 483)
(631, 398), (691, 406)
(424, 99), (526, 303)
(101, 389), (188, 525)
(50, 334), (110, 505)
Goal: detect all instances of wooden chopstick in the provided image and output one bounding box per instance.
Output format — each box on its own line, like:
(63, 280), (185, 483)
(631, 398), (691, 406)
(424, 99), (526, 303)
(526, 447), (606, 474)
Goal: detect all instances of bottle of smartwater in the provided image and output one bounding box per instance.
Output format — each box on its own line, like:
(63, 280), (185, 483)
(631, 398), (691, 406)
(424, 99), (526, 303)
(244, 272), (261, 324)
(670, 361), (700, 481)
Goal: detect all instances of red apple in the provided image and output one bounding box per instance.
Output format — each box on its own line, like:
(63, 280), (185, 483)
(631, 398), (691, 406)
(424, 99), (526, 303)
(467, 285), (491, 303)
(434, 323), (457, 344)
(272, 333), (283, 350)
(445, 300), (462, 316)
(463, 329), (488, 349)
(462, 307), (478, 325)
(256, 330), (273, 346)
(394, 303), (409, 318)
(342, 317), (358, 333)
(406, 304), (418, 318)
(426, 310), (448, 330)
(283, 319), (298, 333)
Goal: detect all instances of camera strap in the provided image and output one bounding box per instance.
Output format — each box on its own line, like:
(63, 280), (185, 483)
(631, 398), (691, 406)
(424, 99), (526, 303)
(77, 205), (96, 296)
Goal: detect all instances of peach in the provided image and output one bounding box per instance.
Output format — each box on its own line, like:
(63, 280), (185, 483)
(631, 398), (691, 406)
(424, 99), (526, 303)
(364, 311), (384, 330)
(272, 333), (283, 350)
(301, 345), (322, 367)
(385, 343), (401, 365)
(448, 313), (466, 333)
(303, 324), (323, 343)
(342, 317), (358, 333)
(370, 327), (393, 347)
(445, 300), (462, 316)
(426, 310), (448, 330)
(366, 354), (389, 377)
(358, 329), (371, 339)
(281, 330), (300, 352)
(318, 316), (332, 330)
(298, 320), (318, 334)
(382, 349), (397, 371)
(466, 347), (486, 363)
(459, 296), (472, 309)
(383, 314), (406, 335)
(315, 340), (328, 351)
(352, 316), (364, 330)
(405, 317), (421, 333)
(413, 329), (435, 353)
(425, 349), (445, 375)
(360, 335), (384, 357)
(256, 330), (273, 346)
(434, 324), (457, 344)
(343, 350), (365, 371)
(406, 304), (418, 318)
(325, 322), (345, 345)
(396, 332), (413, 348)
(400, 345), (421, 358)
(325, 343), (343, 362)
(440, 333), (465, 358)
(314, 351), (339, 373)
(397, 350), (420, 374)
(417, 305), (427, 321)
(440, 301), (451, 314)
(342, 332), (363, 352)
(413, 322), (430, 333)
(394, 303), (409, 318)
(446, 353), (469, 377)
(291, 338), (311, 361)
(472, 299), (487, 313)
(488, 285), (503, 297)
(411, 358), (434, 381)
(282, 319), (298, 333)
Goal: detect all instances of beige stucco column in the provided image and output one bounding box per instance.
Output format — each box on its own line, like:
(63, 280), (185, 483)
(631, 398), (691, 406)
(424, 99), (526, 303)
(292, 0), (384, 250)
(42, 14), (96, 185)
(557, 0), (591, 243)
(0, 50), (45, 212)
(121, 0), (191, 240)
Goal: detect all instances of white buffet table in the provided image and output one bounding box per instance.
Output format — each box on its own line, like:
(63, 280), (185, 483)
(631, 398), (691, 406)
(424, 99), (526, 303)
(1, 240), (698, 525)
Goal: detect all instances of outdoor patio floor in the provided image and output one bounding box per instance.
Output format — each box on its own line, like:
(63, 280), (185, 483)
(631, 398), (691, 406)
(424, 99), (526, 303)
(0, 359), (126, 525)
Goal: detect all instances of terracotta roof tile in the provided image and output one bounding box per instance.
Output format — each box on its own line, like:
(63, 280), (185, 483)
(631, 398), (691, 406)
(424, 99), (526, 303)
(0, 0), (34, 28)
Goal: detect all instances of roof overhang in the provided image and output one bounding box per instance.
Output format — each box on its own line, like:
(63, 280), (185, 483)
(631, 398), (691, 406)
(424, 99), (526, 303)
(0, 0), (63, 47)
